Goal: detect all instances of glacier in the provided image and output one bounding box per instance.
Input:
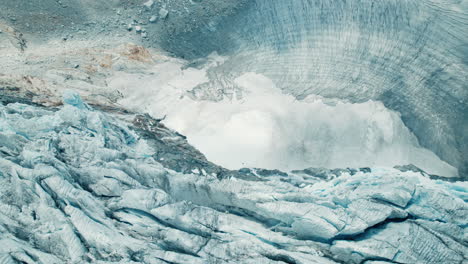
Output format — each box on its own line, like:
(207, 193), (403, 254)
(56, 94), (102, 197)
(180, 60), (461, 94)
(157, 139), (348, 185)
(0, 92), (466, 263)
(0, 40), (458, 177)
(1, 0), (467, 177)
(112, 62), (457, 177)
(0, 0), (467, 263)
(154, 0), (468, 177)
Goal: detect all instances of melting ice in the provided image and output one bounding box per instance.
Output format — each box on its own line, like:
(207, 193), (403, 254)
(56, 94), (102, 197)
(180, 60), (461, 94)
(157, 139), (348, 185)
(112, 56), (457, 177)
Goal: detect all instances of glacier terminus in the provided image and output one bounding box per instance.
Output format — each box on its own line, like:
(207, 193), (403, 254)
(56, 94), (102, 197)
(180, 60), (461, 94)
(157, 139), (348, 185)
(0, 0), (467, 263)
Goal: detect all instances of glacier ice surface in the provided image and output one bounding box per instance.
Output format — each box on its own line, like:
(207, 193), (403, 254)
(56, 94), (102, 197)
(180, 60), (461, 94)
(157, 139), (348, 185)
(0, 0), (466, 262)
(0, 93), (466, 263)
(155, 0), (468, 178)
(112, 60), (457, 177)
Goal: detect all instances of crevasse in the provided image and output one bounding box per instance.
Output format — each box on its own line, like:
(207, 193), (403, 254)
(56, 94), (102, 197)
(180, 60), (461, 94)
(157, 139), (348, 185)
(0, 92), (466, 263)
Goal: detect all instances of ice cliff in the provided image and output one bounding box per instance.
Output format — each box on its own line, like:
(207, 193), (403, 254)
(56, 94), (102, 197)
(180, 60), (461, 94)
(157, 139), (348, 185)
(155, 0), (468, 178)
(0, 0), (467, 263)
(1, 0), (467, 177)
(0, 93), (466, 263)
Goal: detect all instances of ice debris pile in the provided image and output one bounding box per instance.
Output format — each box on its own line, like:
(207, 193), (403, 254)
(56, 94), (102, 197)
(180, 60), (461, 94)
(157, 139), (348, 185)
(0, 93), (466, 263)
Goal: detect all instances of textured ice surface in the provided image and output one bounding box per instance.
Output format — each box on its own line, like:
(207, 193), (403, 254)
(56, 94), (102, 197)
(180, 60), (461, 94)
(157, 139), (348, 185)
(0, 0), (466, 262)
(155, 0), (468, 178)
(1, 0), (466, 177)
(0, 93), (466, 263)
(113, 60), (457, 177)
(0, 40), (458, 177)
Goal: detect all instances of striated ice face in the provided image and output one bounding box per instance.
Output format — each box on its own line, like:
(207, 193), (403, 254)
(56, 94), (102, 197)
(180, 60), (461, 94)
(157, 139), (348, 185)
(0, 0), (466, 262)
(0, 92), (466, 263)
(156, 0), (468, 178)
(1, 0), (466, 176)
(112, 59), (457, 177)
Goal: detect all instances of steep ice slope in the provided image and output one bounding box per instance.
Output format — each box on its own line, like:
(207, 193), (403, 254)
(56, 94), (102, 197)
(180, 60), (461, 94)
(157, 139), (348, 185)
(155, 0), (468, 178)
(112, 61), (457, 177)
(1, 0), (466, 177)
(0, 1), (466, 263)
(0, 93), (466, 263)
(0, 40), (457, 176)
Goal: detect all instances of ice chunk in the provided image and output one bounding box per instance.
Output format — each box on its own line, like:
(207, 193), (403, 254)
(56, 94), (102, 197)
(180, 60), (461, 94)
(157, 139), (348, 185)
(159, 8), (169, 19)
(62, 90), (88, 109)
(143, 0), (154, 8)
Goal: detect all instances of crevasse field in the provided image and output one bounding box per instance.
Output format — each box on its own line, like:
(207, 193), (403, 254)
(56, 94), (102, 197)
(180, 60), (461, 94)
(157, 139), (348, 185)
(0, 0), (467, 263)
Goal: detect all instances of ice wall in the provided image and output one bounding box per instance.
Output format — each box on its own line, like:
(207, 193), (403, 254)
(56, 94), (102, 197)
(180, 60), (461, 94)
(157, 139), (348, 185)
(156, 0), (468, 178)
(1, 0), (466, 176)
(112, 63), (457, 177)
